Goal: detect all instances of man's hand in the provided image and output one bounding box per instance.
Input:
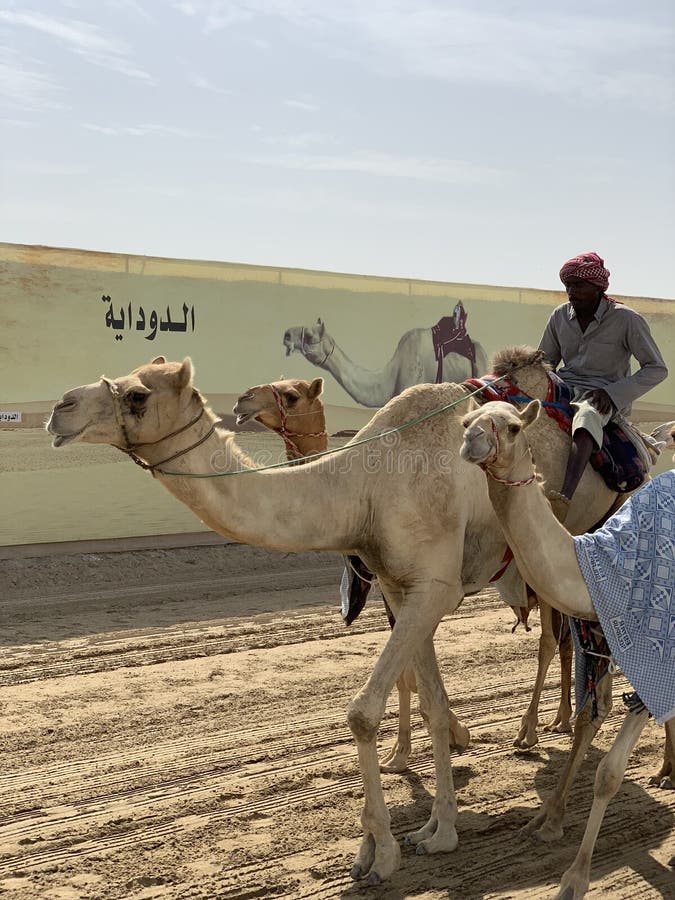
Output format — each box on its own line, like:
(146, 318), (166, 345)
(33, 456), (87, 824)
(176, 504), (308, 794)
(588, 388), (614, 415)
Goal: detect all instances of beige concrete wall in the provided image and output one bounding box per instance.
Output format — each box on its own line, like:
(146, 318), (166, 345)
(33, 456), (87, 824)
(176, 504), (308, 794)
(1, 242), (673, 546)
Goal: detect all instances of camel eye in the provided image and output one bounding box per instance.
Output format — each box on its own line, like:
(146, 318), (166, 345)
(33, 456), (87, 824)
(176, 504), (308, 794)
(285, 393), (299, 407)
(127, 390), (149, 405)
(508, 423), (520, 435)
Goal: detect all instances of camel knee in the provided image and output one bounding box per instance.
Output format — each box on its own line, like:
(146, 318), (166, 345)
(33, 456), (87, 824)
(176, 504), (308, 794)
(348, 692), (385, 743)
(538, 633), (557, 661)
(594, 753), (625, 801)
(417, 683), (449, 731)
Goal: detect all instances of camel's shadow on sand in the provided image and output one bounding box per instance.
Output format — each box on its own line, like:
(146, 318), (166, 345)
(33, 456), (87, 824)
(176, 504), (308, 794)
(340, 745), (674, 899)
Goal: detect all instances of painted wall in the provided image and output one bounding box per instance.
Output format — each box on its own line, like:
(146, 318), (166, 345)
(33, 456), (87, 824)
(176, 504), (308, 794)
(1, 243), (673, 546)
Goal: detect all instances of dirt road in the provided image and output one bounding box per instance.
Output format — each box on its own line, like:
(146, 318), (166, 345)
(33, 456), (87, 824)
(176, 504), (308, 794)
(1, 545), (673, 899)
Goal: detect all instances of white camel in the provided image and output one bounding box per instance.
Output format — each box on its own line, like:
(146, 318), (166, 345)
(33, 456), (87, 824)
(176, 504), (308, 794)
(283, 312), (488, 407)
(460, 400), (675, 899)
(45, 353), (640, 883)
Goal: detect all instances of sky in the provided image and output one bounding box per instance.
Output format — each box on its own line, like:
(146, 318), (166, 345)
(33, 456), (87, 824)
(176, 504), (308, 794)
(1, 0), (674, 297)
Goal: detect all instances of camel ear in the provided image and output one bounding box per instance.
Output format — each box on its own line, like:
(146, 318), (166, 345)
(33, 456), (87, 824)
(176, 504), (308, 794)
(521, 400), (541, 429)
(317, 318), (325, 337)
(151, 356), (166, 365)
(176, 357), (194, 390)
(307, 377), (324, 399)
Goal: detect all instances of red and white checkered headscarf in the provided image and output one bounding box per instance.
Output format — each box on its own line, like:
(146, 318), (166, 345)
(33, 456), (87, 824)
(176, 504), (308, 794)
(559, 252), (610, 292)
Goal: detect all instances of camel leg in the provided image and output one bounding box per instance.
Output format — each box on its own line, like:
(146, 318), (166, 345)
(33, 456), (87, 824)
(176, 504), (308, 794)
(380, 675), (413, 774)
(378, 594), (470, 774)
(515, 600), (557, 749)
(378, 584), (415, 774)
(555, 706), (650, 900)
(347, 577), (462, 883)
(648, 719), (674, 790)
(379, 668), (470, 774)
(523, 674), (613, 842)
(404, 634), (459, 855)
(543, 611), (573, 734)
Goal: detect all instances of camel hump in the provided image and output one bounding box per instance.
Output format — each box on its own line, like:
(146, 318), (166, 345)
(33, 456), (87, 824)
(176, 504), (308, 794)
(490, 346), (550, 377)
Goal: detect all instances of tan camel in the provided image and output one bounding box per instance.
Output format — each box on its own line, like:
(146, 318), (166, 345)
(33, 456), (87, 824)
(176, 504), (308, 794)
(233, 377), (470, 772)
(460, 400), (675, 900)
(47, 352), (625, 884)
(233, 377), (328, 461)
(284, 313), (488, 407)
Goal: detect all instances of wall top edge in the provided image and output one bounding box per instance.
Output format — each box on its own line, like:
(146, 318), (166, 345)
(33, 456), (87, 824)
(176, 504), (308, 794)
(1, 241), (672, 308)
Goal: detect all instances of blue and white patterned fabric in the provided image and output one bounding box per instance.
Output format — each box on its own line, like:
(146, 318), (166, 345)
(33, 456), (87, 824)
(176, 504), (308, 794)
(573, 470), (675, 724)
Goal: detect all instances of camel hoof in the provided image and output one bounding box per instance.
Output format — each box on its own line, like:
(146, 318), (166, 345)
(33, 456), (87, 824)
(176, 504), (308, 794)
(532, 823), (564, 844)
(449, 725), (471, 753)
(350, 864), (364, 881)
(379, 760), (408, 774)
(378, 746), (410, 774)
(660, 776), (674, 790)
(543, 722), (572, 734)
(415, 844), (428, 856)
(367, 871), (382, 886)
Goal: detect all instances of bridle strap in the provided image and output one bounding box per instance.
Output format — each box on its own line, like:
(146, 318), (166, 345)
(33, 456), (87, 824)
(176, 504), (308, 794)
(269, 383), (328, 460)
(482, 466), (537, 487)
(300, 327), (335, 366)
(101, 376), (216, 474)
(478, 416), (537, 487)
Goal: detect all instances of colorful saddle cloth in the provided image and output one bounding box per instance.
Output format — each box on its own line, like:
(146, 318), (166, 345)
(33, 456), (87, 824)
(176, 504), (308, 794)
(573, 470), (675, 724)
(465, 371), (652, 493)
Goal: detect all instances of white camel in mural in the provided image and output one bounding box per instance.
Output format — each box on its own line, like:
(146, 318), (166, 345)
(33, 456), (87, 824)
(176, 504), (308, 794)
(283, 310), (488, 408)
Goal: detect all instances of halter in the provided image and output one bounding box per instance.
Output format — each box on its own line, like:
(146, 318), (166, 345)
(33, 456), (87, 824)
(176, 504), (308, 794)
(300, 326), (335, 366)
(478, 416), (537, 487)
(102, 376), (217, 474)
(269, 383), (328, 461)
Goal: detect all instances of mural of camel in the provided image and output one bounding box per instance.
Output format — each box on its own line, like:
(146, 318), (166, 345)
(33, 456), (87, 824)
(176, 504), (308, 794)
(48, 350), (647, 884)
(460, 400), (675, 899)
(283, 305), (488, 408)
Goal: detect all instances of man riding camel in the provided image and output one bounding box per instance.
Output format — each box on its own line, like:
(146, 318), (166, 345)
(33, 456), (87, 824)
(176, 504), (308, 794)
(539, 251), (668, 521)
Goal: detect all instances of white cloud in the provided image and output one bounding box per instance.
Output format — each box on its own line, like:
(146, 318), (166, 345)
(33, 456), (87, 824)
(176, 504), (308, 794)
(187, 73), (233, 95)
(0, 46), (65, 111)
(247, 149), (501, 185)
(283, 98), (318, 112)
(83, 122), (201, 138)
(0, 9), (154, 83)
(169, 1), (674, 113)
(262, 131), (332, 149)
(5, 159), (89, 175)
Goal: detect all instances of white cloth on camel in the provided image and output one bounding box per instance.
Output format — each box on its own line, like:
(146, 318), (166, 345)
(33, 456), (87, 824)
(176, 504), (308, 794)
(573, 469), (675, 724)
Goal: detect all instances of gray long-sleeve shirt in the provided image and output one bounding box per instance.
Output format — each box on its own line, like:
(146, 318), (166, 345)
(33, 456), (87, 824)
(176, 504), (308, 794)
(538, 296), (668, 414)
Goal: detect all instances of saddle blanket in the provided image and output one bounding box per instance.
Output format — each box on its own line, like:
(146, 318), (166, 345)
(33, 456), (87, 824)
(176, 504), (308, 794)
(573, 469), (675, 724)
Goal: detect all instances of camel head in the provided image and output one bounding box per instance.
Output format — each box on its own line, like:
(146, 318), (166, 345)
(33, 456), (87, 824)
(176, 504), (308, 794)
(489, 347), (551, 400)
(46, 356), (198, 449)
(282, 318), (333, 366)
(233, 377), (324, 430)
(460, 400), (540, 470)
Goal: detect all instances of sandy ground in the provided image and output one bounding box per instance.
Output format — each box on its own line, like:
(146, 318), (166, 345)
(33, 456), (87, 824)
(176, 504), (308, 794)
(1, 544), (674, 900)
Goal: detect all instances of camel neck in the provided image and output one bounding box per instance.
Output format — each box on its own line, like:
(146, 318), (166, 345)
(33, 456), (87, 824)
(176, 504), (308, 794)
(153, 421), (361, 551)
(321, 342), (397, 408)
(485, 458), (595, 619)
